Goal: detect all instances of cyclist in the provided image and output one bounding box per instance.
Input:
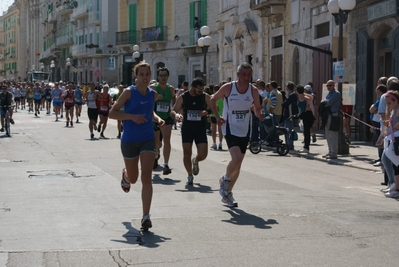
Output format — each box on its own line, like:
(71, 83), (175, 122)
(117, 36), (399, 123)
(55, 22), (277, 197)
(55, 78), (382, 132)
(0, 85), (15, 132)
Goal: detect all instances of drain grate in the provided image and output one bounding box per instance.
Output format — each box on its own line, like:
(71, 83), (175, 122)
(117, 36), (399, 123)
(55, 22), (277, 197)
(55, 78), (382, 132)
(28, 170), (76, 179)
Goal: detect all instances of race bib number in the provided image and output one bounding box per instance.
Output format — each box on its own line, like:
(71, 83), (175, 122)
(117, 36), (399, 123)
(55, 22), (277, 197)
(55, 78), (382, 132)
(232, 110), (249, 122)
(187, 110), (201, 121)
(100, 105), (108, 111)
(156, 102), (170, 113)
(67, 98), (74, 103)
(46, 96), (51, 99)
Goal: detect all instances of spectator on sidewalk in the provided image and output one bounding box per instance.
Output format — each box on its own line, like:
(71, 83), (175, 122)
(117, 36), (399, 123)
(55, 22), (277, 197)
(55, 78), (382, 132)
(282, 81), (298, 150)
(322, 80), (341, 159)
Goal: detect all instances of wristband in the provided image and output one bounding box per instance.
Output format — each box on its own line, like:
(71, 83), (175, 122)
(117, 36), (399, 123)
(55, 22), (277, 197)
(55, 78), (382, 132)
(175, 113), (180, 120)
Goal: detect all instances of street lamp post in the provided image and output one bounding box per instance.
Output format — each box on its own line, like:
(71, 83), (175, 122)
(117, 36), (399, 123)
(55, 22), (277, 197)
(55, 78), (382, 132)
(197, 26), (212, 84)
(328, 0), (356, 155)
(66, 58), (71, 82)
(50, 60), (55, 82)
(132, 45), (140, 64)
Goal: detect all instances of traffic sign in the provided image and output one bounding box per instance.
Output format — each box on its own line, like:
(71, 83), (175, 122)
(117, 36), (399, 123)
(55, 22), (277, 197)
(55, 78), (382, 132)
(94, 69), (102, 78)
(73, 68), (78, 73)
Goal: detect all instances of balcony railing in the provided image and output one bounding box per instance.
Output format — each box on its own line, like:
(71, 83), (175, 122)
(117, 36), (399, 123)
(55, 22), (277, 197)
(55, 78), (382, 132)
(56, 2), (75, 16)
(250, 0), (287, 10)
(48, 11), (57, 23)
(71, 44), (88, 56)
(56, 35), (74, 46)
(116, 30), (139, 46)
(72, 2), (88, 19)
(141, 26), (167, 42)
(88, 10), (100, 25)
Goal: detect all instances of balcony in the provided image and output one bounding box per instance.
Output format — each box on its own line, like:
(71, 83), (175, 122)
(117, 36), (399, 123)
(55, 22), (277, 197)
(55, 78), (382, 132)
(88, 10), (100, 25)
(72, 2), (89, 20)
(71, 44), (88, 57)
(56, 35), (74, 47)
(250, 0), (287, 10)
(116, 30), (139, 46)
(48, 11), (57, 23)
(0, 42), (5, 47)
(141, 26), (167, 43)
(86, 45), (118, 57)
(56, 3), (75, 16)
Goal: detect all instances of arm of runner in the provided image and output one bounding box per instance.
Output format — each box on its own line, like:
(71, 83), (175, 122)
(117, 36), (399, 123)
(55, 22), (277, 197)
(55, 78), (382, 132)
(170, 85), (176, 105)
(153, 111), (165, 127)
(170, 94), (183, 122)
(109, 89), (146, 124)
(210, 83), (230, 124)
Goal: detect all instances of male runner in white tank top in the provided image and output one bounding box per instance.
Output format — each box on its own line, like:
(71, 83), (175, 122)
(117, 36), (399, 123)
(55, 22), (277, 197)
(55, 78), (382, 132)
(210, 63), (264, 207)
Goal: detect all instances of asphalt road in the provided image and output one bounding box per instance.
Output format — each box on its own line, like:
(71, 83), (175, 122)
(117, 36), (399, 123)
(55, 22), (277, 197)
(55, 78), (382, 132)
(1, 106), (398, 267)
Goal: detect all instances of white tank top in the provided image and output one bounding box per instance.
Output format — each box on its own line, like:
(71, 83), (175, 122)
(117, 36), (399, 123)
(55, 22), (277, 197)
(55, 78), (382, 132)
(87, 91), (97, 109)
(222, 82), (254, 137)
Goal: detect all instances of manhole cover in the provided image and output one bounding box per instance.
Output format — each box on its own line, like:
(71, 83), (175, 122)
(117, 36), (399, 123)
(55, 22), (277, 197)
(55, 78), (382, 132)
(28, 170), (76, 179)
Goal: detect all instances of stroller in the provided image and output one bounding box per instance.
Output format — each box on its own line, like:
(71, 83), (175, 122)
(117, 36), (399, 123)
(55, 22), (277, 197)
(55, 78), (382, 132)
(249, 114), (297, 156)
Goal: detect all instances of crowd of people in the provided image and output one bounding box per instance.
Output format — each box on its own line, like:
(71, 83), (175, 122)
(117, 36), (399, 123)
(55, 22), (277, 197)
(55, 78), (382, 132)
(2, 63), (399, 232)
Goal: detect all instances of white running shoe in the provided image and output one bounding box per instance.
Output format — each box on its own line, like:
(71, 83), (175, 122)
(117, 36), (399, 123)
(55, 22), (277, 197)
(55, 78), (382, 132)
(221, 192), (238, 207)
(211, 143), (217, 150)
(385, 189), (399, 198)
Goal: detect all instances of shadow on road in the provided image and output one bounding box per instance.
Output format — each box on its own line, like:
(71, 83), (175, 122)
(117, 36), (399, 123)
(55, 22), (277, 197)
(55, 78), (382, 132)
(175, 183), (214, 193)
(222, 208), (278, 229)
(152, 174), (180, 185)
(111, 221), (171, 248)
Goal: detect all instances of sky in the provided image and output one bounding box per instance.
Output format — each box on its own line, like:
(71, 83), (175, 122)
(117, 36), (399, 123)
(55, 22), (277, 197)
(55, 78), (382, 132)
(0, 0), (15, 16)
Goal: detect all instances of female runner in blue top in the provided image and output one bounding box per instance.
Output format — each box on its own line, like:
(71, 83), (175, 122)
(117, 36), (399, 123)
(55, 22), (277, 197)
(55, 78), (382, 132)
(109, 61), (164, 231)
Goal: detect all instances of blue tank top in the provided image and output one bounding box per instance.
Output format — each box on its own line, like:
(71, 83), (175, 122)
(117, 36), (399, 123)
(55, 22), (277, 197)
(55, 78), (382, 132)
(121, 86), (155, 143)
(74, 90), (83, 102)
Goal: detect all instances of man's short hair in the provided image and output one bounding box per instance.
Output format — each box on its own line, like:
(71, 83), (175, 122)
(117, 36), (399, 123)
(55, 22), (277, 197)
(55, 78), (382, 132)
(182, 80), (189, 87)
(258, 81), (266, 87)
(389, 80), (399, 92)
(270, 81), (278, 89)
(191, 77), (205, 88)
(286, 81), (295, 91)
(237, 62), (253, 74)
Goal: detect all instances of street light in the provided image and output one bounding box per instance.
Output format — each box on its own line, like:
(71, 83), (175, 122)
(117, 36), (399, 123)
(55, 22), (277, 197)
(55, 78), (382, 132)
(328, 0), (356, 154)
(66, 58), (71, 82)
(197, 26), (212, 84)
(132, 45), (140, 64)
(50, 60), (55, 82)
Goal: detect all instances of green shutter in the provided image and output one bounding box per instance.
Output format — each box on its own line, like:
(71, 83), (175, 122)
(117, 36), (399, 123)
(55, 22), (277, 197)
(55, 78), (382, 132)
(155, 0), (164, 26)
(129, 4), (137, 31)
(189, 2), (195, 45)
(201, 0), (207, 26)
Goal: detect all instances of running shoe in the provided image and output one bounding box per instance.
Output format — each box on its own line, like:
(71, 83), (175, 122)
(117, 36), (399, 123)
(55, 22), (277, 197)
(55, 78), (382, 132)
(221, 192), (238, 207)
(97, 124), (101, 133)
(10, 119), (14, 124)
(66, 121), (69, 127)
(141, 214), (152, 231)
(35, 112), (37, 117)
(163, 165), (171, 175)
(211, 143), (217, 150)
(70, 121), (73, 127)
(187, 175), (194, 185)
(76, 119), (79, 123)
(312, 134), (317, 143)
(93, 124), (97, 131)
(192, 158), (199, 176)
(38, 110), (40, 114)
(385, 190), (399, 198)
(55, 117), (58, 122)
(218, 144), (223, 150)
(100, 132), (105, 138)
(60, 114), (63, 118)
(0, 128), (4, 132)
(344, 135), (351, 145)
(121, 168), (130, 193)
(90, 133), (94, 139)
(219, 176), (230, 198)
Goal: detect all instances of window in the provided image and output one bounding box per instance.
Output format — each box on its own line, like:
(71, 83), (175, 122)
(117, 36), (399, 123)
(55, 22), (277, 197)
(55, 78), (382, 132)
(315, 22), (329, 39)
(272, 35), (283, 48)
(189, 0), (207, 45)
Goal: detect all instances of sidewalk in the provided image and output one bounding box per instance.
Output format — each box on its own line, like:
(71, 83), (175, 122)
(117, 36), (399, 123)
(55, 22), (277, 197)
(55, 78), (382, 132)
(290, 131), (382, 172)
